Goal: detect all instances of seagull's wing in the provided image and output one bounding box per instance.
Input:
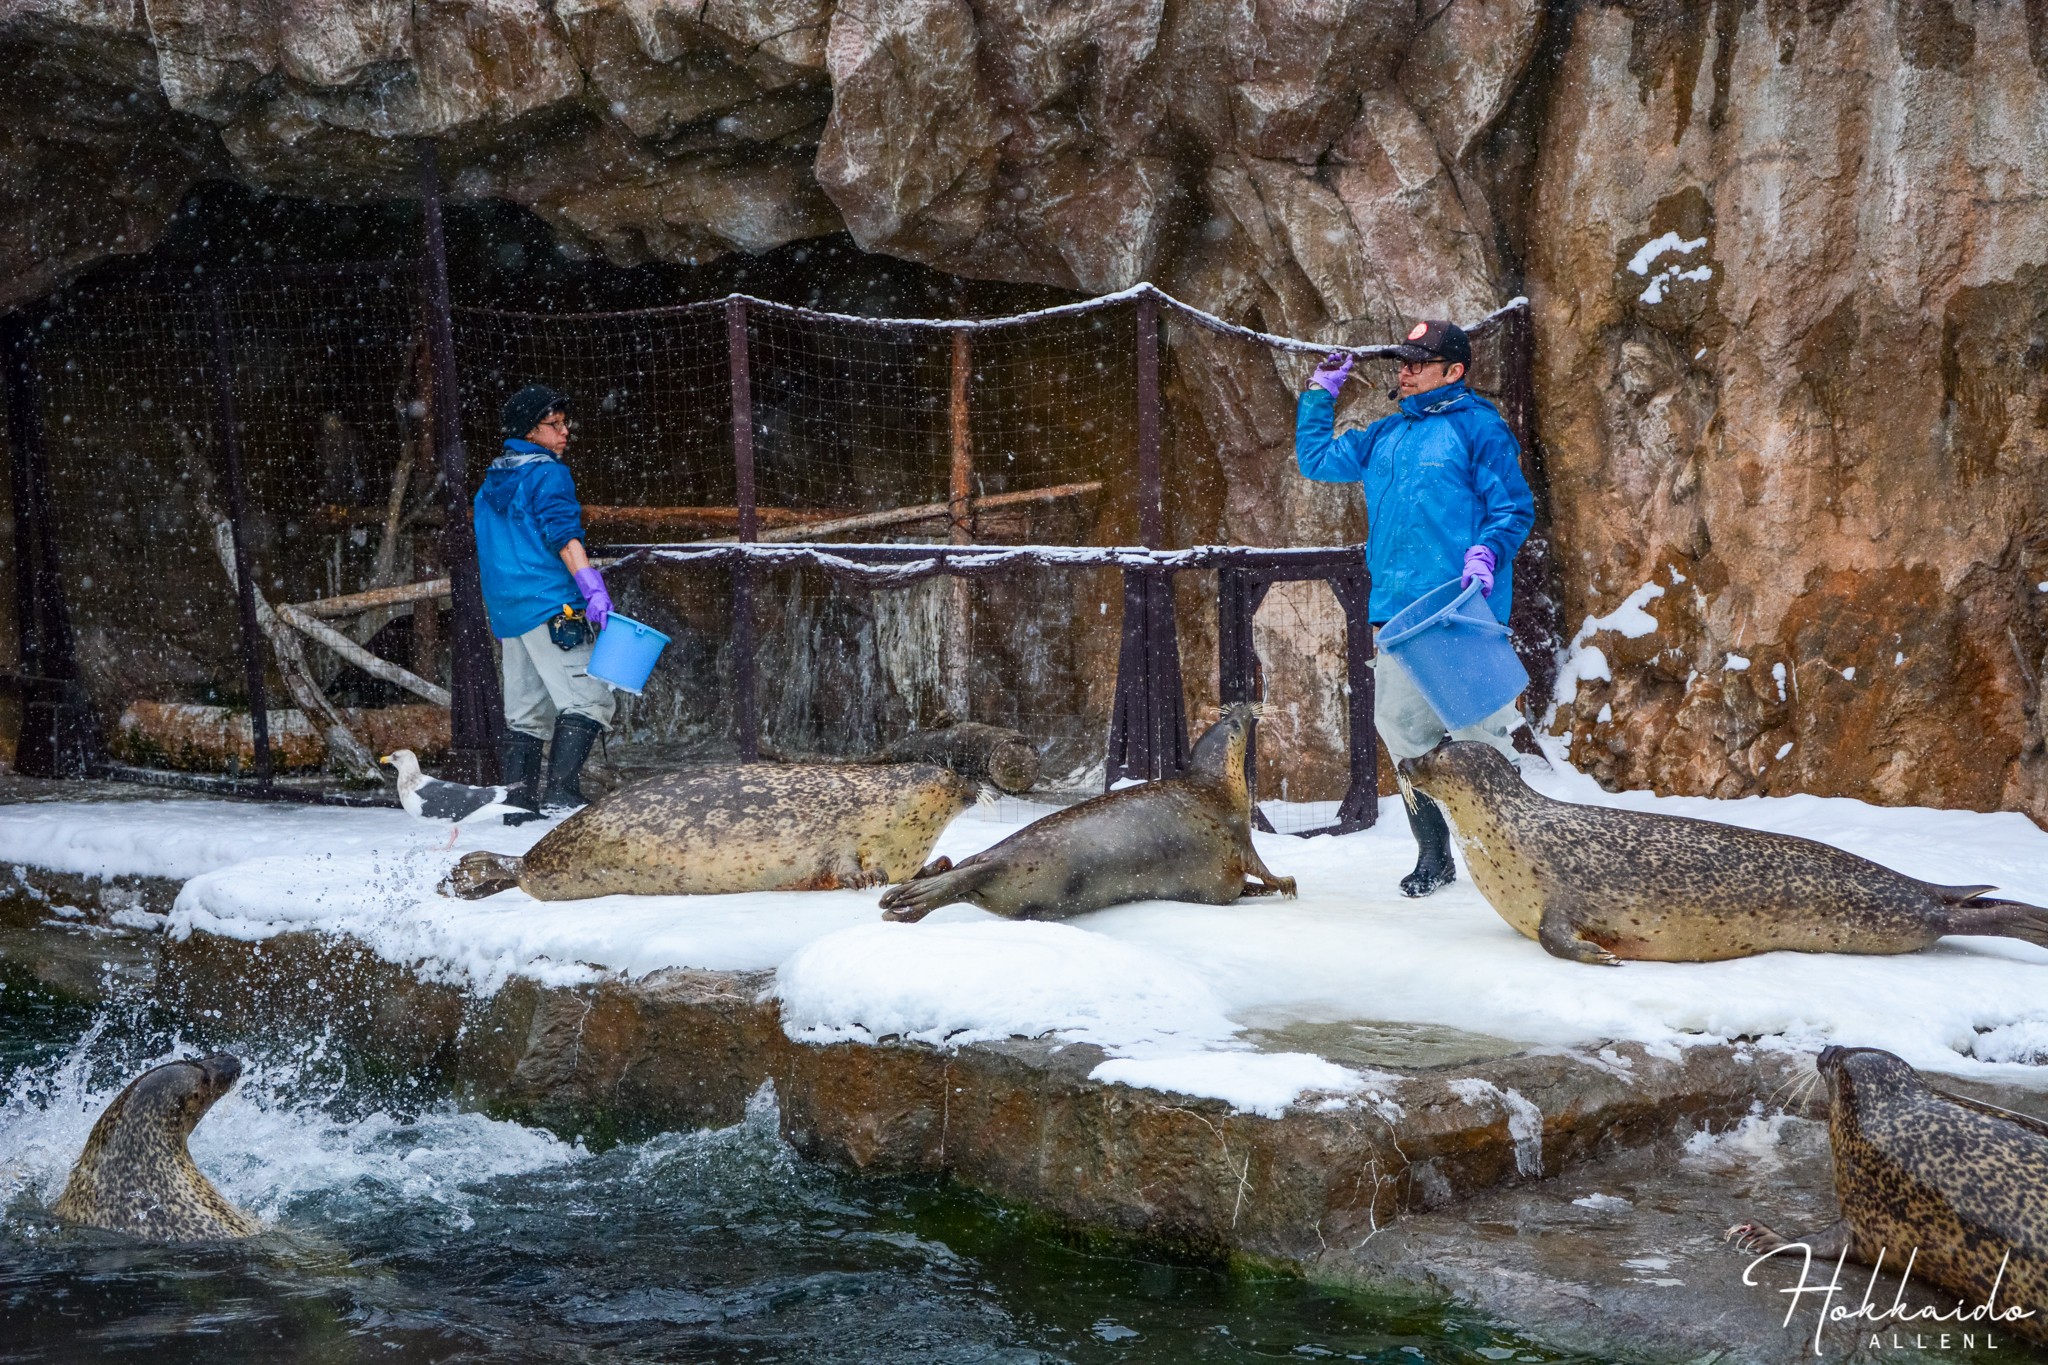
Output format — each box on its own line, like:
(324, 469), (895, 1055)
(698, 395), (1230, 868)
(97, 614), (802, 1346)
(414, 777), (516, 823)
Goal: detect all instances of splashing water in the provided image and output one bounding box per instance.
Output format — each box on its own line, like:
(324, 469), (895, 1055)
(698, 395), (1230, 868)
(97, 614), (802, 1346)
(2, 1011), (1592, 1364)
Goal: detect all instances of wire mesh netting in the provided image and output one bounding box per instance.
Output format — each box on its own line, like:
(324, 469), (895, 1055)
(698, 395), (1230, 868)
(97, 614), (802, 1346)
(454, 306), (731, 513)
(14, 261), (1534, 811)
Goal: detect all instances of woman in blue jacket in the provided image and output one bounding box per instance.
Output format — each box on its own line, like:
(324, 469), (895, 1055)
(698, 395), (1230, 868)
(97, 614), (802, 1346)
(1295, 321), (1535, 898)
(474, 384), (617, 823)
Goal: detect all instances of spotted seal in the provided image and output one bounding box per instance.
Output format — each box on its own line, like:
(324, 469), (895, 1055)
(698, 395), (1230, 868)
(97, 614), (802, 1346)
(51, 1053), (258, 1241)
(1728, 1046), (2047, 1345)
(447, 763), (977, 900)
(878, 702), (1295, 922)
(1399, 741), (2048, 965)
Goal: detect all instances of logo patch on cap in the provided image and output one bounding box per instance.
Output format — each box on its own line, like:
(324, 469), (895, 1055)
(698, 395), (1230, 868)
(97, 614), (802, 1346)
(1407, 322), (1429, 341)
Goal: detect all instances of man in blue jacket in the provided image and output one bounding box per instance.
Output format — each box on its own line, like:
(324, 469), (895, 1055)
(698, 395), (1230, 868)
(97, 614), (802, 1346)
(474, 384), (617, 823)
(1296, 320), (1535, 897)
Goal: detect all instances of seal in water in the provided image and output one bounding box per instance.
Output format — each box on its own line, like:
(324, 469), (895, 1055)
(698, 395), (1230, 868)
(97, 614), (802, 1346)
(1399, 741), (2048, 965)
(1728, 1046), (2048, 1346)
(447, 762), (977, 900)
(52, 1053), (259, 1240)
(878, 702), (1295, 922)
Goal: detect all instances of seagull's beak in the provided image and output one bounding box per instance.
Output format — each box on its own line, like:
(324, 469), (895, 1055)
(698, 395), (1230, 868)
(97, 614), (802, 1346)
(378, 754), (393, 767)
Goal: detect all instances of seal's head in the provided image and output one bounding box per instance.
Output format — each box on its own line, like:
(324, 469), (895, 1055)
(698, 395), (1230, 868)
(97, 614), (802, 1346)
(122, 1053), (243, 1134)
(52, 1053), (258, 1240)
(1815, 1044), (1920, 1117)
(1189, 702), (1260, 807)
(1398, 740), (1522, 806)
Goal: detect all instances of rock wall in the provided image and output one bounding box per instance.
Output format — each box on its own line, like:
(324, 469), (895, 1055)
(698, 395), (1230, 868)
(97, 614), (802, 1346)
(1532, 1), (2048, 820)
(5, 0), (2047, 818)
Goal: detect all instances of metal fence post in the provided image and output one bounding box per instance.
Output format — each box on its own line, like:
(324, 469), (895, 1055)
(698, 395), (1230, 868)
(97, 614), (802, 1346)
(419, 141), (502, 784)
(1218, 563), (1275, 831)
(2, 311), (94, 778)
(728, 297), (759, 761)
(205, 285), (273, 784)
(1329, 571), (1379, 831)
(1104, 292), (1188, 786)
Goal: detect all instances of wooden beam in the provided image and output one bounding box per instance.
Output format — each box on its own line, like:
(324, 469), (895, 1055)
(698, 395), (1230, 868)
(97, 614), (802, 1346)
(276, 605), (453, 708)
(753, 481), (1102, 544)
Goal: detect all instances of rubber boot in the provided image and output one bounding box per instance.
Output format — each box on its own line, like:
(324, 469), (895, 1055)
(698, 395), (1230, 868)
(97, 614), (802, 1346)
(1399, 790), (1457, 898)
(540, 714), (605, 814)
(499, 731), (546, 827)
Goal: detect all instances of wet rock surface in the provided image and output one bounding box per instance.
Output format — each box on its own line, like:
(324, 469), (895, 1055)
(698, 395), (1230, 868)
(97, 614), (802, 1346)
(8, 868), (2048, 1360)
(1532, 3), (2048, 824)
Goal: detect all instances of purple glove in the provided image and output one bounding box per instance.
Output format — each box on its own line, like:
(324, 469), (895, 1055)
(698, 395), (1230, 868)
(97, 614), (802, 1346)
(573, 566), (612, 630)
(1461, 545), (1497, 598)
(1308, 351), (1354, 397)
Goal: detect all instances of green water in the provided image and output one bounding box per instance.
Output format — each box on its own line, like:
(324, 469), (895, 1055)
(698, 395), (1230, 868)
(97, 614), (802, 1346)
(0, 970), (1592, 1364)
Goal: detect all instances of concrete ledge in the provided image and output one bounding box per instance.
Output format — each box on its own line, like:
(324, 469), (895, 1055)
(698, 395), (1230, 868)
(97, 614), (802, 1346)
(146, 923), (1809, 1266)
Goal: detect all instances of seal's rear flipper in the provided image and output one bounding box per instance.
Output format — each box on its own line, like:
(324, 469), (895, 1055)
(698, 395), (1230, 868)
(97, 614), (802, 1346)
(443, 851), (524, 899)
(1941, 892), (2048, 949)
(878, 861), (995, 923)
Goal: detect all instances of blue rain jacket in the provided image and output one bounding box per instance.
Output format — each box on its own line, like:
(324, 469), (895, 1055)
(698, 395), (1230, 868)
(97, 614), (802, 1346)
(1295, 382), (1535, 624)
(473, 442), (588, 639)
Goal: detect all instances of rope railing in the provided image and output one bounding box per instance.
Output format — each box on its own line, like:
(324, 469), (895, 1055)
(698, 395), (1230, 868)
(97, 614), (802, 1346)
(11, 234), (1537, 823)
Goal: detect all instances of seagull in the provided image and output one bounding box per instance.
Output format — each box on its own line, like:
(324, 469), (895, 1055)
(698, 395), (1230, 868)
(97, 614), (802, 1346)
(380, 750), (527, 844)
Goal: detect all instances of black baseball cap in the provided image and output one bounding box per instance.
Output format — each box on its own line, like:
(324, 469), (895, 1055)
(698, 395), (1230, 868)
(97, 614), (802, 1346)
(1388, 320), (1472, 368)
(501, 384), (572, 438)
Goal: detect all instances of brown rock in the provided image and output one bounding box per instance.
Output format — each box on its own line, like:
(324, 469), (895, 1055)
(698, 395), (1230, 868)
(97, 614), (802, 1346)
(1532, 1), (2048, 822)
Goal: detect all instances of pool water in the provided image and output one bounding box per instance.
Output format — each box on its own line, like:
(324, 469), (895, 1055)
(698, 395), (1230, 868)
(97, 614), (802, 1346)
(0, 978), (1592, 1364)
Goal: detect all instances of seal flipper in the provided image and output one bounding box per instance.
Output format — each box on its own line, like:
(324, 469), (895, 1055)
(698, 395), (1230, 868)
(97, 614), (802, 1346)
(1537, 897), (1622, 966)
(878, 859), (997, 922)
(1936, 889), (2048, 949)
(444, 851), (524, 899)
(1236, 842), (1297, 898)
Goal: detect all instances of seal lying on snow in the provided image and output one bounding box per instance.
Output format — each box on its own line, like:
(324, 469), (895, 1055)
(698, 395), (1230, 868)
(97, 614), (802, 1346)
(1400, 741), (2048, 964)
(447, 763), (977, 900)
(1728, 1046), (2048, 1346)
(52, 1053), (258, 1240)
(879, 702), (1295, 922)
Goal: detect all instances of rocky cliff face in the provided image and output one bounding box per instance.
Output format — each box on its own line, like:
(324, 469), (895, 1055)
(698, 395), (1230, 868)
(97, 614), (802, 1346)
(1531, 1), (2048, 819)
(5, 0), (2047, 821)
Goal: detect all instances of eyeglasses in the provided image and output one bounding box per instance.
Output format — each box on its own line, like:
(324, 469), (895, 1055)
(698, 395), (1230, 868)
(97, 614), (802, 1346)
(1397, 359), (1445, 373)
(536, 415), (571, 431)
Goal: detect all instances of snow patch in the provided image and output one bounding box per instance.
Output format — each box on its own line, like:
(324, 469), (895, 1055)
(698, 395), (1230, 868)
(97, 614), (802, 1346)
(1627, 232), (1708, 276)
(1972, 1018), (2048, 1065)
(1550, 581), (1664, 714)
(774, 920), (1239, 1054)
(1090, 1052), (1372, 1118)
(1448, 1079), (1544, 1175)
(1725, 653), (1751, 671)
(1573, 1192), (1634, 1212)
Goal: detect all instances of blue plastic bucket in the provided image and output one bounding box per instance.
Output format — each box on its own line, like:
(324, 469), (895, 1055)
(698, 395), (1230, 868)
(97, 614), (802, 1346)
(1375, 578), (1528, 730)
(586, 613), (671, 695)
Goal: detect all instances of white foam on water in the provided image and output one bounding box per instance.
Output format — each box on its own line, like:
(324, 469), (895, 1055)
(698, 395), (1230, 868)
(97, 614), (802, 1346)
(0, 1024), (582, 1231)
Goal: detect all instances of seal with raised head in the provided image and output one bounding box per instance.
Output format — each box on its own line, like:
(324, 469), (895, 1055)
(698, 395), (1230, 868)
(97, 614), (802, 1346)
(52, 1053), (259, 1241)
(447, 763), (977, 900)
(1400, 741), (2048, 965)
(878, 702), (1295, 922)
(1728, 1046), (2047, 1346)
